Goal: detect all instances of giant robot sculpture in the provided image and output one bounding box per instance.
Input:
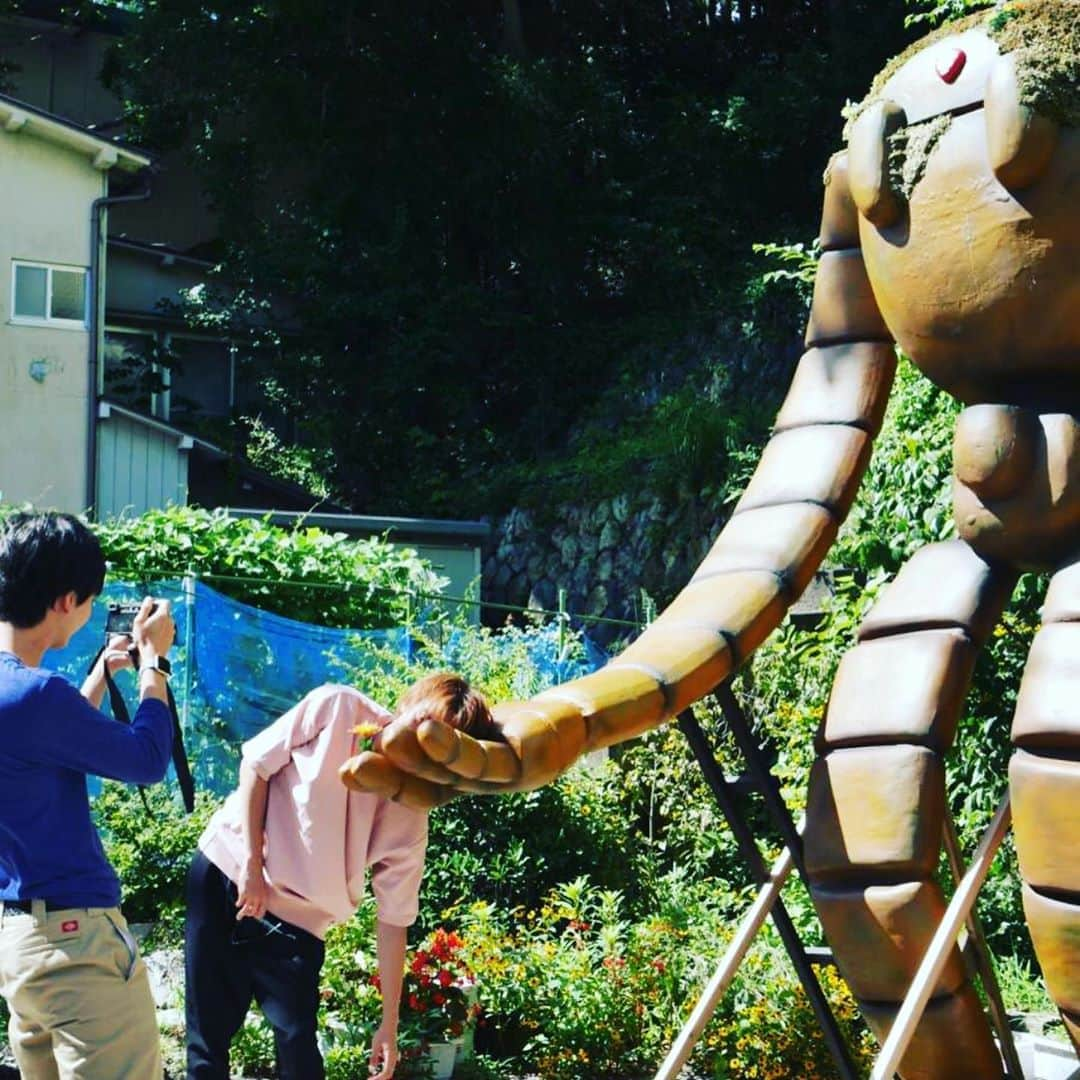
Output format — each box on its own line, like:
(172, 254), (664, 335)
(343, 4), (1079, 1076)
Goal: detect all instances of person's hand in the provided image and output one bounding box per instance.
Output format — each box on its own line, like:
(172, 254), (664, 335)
(367, 1020), (398, 1079)
(132, 597), (174, 662)
(235, 858), (269, 921)
(101, 634), (135, 675)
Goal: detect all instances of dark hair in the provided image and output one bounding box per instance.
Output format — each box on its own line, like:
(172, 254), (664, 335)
(398, 672), (498, 740)
(0, 512), (106, 628)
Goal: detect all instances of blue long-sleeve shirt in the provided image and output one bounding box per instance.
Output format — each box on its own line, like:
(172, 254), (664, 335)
(0, 651), (172, 908)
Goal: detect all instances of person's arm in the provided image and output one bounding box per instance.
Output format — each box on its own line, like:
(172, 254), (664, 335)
(131, 597), (174, 707)
(234, 760), (270, 919)
(80, 636), (135, 708)
(26, 676), (172, 784)
(369, 920), (408, 1080)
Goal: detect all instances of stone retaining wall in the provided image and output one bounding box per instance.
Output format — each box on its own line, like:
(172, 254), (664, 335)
(481, 490), (728, 646)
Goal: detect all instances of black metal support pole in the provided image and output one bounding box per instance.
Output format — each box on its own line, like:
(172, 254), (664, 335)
(677, 710), (860, 1080)
(715, 681), (808, 877)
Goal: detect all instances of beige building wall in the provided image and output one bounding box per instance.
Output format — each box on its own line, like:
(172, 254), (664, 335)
(0, 131), (103, 510)
(1, 15), (217, 252)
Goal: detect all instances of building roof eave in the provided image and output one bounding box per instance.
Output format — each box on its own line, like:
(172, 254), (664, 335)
(0, 93), (151, 172)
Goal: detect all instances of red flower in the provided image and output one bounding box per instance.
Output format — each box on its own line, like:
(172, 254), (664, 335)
(408, 994), (421, 1010)
(438, 969), (454, 987)
(433, 993), (447, 1006)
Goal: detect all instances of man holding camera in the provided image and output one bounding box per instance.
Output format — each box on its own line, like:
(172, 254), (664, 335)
(0, 511), (176, 1079)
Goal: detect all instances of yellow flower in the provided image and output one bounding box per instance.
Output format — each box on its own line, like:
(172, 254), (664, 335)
(352, 722), (382, 752)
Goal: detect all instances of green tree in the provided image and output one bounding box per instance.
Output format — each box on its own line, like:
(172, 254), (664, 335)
(102, 0), (910, 515)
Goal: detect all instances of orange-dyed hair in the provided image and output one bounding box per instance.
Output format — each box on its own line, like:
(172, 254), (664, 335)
(398, 672), (497, 740)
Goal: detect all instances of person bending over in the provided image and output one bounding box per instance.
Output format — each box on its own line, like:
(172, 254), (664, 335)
(185, 672), (495, 1080)
(0, 511), (176, 1080)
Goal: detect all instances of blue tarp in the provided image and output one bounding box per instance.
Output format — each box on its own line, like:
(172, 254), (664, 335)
(43, 579), (609, 795)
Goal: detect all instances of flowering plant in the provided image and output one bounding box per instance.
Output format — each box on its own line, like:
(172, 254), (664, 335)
(397, 928), (479, 1044)
(351, 721), (381, 753)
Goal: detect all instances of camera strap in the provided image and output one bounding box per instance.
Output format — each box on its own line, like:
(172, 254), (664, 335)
(89, 647), (196, 814)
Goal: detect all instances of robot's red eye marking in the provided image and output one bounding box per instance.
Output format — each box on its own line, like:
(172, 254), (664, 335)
(936, 48), (967, 84)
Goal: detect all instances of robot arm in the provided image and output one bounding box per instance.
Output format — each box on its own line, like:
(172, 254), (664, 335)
(340, 151), (896, 808)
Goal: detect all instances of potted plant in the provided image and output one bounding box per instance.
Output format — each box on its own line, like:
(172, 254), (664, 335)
(399, 928), (480, 1080)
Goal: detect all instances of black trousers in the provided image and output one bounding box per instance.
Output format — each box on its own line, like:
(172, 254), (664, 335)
(185, 850), (326, 1080)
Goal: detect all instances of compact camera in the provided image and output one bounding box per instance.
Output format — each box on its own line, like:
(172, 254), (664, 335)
(104, 602), (156, 638)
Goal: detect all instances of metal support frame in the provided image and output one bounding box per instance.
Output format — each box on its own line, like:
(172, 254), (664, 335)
(715, 682), (807, 876)
(675, 706), (860, 1080)
(870, 793), (1013, 1080)
(942, 809), (1023, 1080)
(654, 671), (1031, 1080)
(655, 844), (797, 1080)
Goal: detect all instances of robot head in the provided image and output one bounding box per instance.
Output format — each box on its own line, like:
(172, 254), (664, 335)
(842, 2), (1079, 409)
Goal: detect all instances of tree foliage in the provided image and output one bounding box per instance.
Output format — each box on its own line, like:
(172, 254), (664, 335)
(102, 0), (910, 514)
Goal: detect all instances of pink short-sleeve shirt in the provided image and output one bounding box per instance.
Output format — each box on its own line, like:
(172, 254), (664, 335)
(199, 685), (429, 939)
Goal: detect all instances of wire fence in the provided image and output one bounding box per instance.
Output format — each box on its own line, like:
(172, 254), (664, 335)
(44, 572), (616, 795)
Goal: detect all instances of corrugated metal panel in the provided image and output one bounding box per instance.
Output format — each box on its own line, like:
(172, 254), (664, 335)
(96, 410), (188, 518)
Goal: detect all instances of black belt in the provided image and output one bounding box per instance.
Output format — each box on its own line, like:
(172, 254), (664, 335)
(2, 898), (65, 913)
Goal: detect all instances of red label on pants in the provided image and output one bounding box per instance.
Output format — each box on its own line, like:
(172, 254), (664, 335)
(61, 920), (79, 932)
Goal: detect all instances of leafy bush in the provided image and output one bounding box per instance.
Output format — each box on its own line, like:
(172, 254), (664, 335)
(94, 504), (445, 628)
(93, 781), (221, 945)
(228, 1013), (277, 1079)
(454, 877), (873, 1080)
(697, 940), (876, 1079)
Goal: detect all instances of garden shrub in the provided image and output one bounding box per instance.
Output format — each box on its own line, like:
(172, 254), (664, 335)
(451, 877), (873, 1080)
(695, 938), (877, 1079)
(228, 1014), (277, 1079)
(93, 504), (445, 628)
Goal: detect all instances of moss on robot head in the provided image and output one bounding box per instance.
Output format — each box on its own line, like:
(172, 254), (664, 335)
(842, 1), (1078, 202)
(844, 0), (1079, 134)
(887, 113), (952, 201)
(989, 1), (1080, 127)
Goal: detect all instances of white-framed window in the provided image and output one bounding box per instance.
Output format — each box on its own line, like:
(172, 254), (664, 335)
(11, 261), (88, 327)
(103, 328), (166, 418)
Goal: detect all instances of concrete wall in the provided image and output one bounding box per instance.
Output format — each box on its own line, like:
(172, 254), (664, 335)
(0, 131), (102, 510)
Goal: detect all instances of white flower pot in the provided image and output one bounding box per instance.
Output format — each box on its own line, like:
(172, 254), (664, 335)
(426, 1040), (457, 1080)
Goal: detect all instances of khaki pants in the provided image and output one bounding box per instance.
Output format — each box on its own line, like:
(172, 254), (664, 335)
(0, 901), (162, 1080)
